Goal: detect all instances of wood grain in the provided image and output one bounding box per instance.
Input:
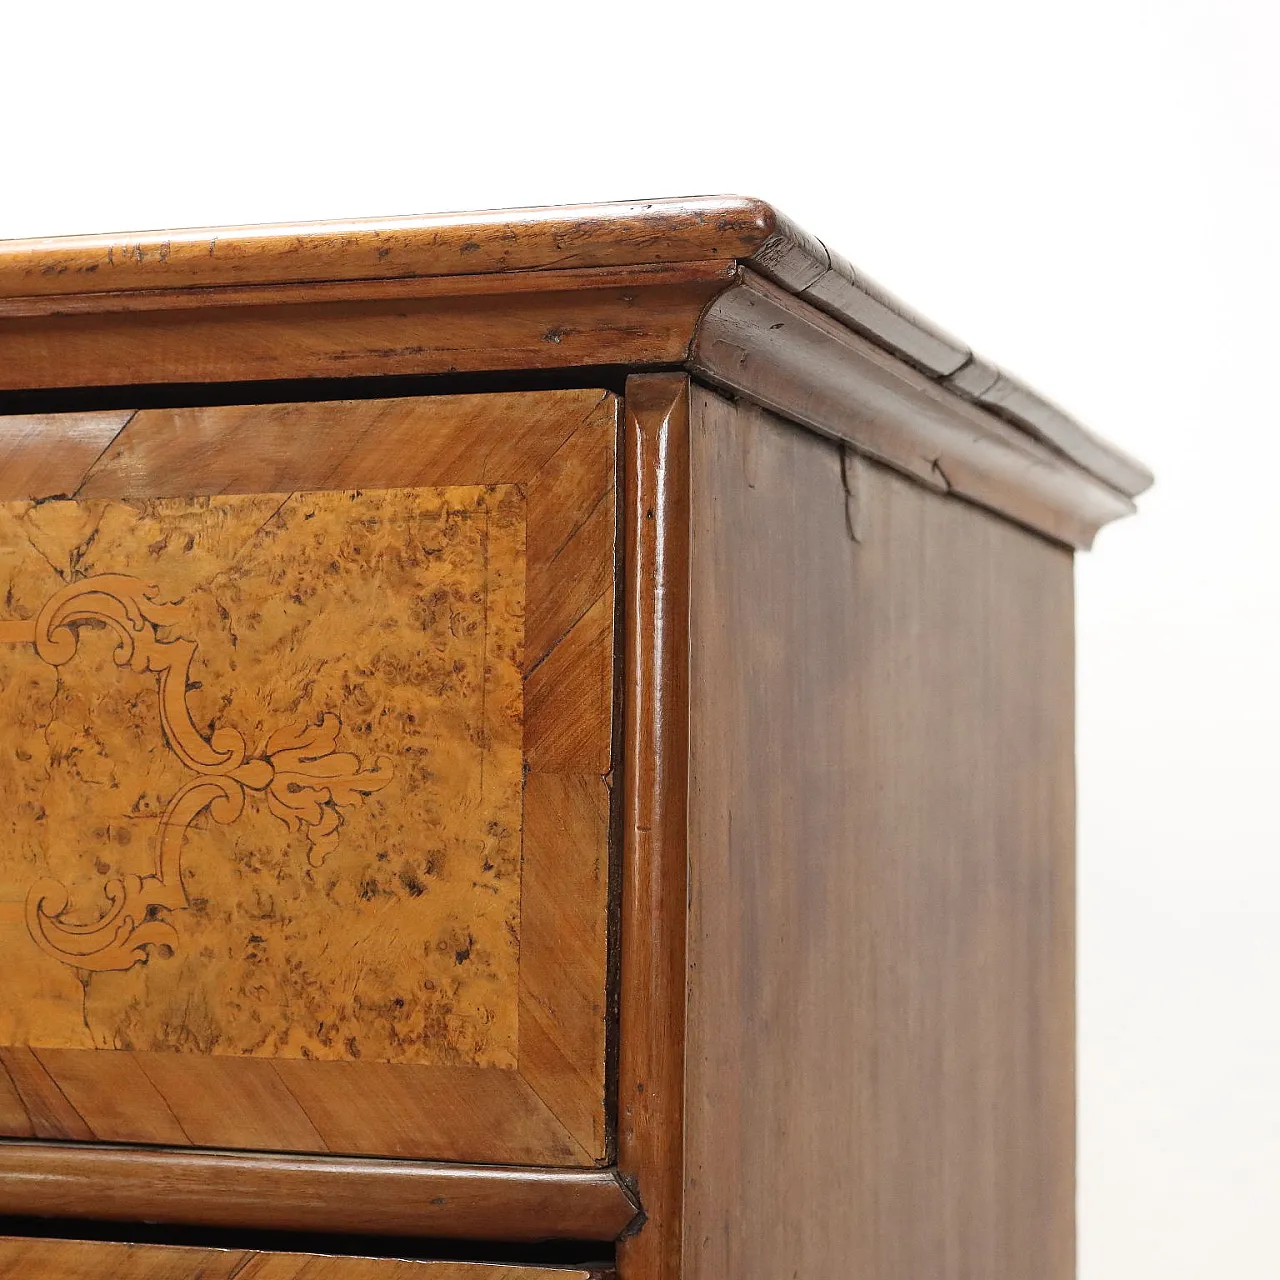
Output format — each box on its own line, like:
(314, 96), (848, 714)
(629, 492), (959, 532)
(0, 1237), (605, 1280)
(237, 1261), (604, 1280)
(0, 1048), (92, 1140)
(799, 246), (971, 378)
(70, 389), (611, 500)
(0, 389), (615, 1169)
(615, 376), (691, 1280)
(518, 771), (613, 1160)
(691, 270), (1138, 547)
(682, 387), (1075, 1280)
(0, 197), (773, 298)
(743, 213), (1152, 495)
(962, 361), (1154, 497)
(0, 267), (729, 392)
(0, 414), (132, 500)
(746, 212), (974, 378)
(0, 195), (1148, 528)
(0, 1049), (589, 1163)
(0, 1144), (639, 1240)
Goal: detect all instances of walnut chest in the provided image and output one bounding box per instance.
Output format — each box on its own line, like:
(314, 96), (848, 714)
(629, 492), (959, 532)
(0, 198), (1149, 1280)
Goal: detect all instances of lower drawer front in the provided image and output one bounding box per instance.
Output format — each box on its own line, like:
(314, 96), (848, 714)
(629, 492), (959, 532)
(0, 389), (616, 1167)
(0, 1238), (606, 1279)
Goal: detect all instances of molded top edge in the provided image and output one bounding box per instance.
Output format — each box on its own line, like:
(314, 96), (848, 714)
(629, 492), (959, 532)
(0, 196), (777, 297)
(0, 195), (1151, 498)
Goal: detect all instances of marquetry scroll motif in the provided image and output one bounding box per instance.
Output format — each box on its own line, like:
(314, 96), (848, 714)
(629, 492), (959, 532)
(0, 485), (525, 1067)
(2, 573), (392, 972)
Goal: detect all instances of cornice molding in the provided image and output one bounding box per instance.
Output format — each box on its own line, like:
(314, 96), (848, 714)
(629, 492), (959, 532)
(0, 197), (1149, 543)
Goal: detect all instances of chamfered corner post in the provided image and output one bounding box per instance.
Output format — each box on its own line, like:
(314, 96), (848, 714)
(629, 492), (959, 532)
(617, 373), (692, 1280)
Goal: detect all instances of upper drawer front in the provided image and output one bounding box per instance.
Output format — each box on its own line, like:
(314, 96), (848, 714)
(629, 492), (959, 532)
(0, 390), (616, 1165)
(0, 1236), (609, 1279)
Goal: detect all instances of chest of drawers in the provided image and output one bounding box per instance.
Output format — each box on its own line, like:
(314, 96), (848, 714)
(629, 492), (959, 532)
(0, 198), (1148, 1279)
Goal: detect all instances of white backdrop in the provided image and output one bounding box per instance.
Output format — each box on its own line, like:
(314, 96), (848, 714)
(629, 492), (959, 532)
(4, 2), (1277, 1275)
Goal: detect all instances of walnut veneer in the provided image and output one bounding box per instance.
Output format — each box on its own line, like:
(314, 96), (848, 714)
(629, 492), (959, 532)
(0, 197), (1149, 1280)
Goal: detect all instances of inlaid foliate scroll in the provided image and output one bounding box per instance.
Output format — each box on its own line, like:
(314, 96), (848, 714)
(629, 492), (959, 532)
(0, 485), (524, 1069)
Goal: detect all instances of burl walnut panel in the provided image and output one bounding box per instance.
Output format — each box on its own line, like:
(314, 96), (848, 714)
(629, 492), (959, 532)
(0, 485), (521, 1067)
(0, 390), (616, 1166)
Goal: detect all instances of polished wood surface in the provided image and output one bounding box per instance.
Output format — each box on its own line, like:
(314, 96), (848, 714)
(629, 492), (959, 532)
(943, 353), (1151, 494)
(0, 265), (730, 392)
(0, 414), (132, 498)
(616, 377), (692, 1280)
(0, 197), (774, 298)
(736, 211), (1152, 496)
(802, 245), (970, 377)
(2, 492), (459, 992)
(680, 387), (1075, 1280)
(0, 198), (1147, 1269)
(691, 270), (1136, 547)
(0, 1145), (638, 1241)
(0, 1237), (604, 1279)
(0, 390), (614, 1166)
(0, 196), (1150, 537)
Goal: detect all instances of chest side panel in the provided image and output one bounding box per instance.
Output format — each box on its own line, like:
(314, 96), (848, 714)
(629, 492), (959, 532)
(684, 387), (1075, 1280)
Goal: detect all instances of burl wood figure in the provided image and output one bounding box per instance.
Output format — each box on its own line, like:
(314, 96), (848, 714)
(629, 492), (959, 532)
(0, 199), (1149, 1280)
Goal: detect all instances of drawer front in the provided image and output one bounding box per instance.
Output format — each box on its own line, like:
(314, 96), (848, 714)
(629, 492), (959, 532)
(0, 1237), (606, 1279)
(0, 390), (616, 1165)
